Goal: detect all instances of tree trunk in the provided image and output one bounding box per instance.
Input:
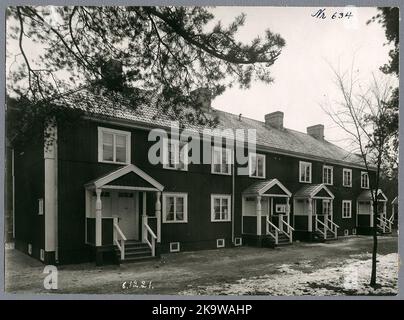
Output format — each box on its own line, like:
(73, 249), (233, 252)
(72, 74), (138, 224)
(369, 200), (378, 287)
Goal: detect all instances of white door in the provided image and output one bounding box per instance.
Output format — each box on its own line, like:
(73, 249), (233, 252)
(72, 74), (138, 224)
(117, 192), (138, 240)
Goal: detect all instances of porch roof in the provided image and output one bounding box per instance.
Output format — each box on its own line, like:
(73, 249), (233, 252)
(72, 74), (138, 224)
(294, 184), (334, 199)
(392, 196), (398, 205)
(84, 164), (164, 191)
(242, 178), (291, 197)
(358, 189), (387, 202)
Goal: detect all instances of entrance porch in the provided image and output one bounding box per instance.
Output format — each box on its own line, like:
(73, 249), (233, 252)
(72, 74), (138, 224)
(242, 179), (293, 247)
(357, 189), (390, 234)
(84, 164), (164, 265)
(293, 184), (339, 241)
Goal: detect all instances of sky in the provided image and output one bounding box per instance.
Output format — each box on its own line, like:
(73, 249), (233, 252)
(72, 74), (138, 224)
(208, 6), (394, 149)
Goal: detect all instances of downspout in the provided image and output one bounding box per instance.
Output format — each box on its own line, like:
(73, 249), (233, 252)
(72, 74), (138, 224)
(231, 148), (235, 245)
(12, 148), (15, 239)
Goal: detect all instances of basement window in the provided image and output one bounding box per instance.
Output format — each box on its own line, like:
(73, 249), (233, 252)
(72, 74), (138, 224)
(170, 242), (180, 253)
(344, 229), (349, 236)
(28, 244), (32, 255)
(40, 249), (45, 262)
(217, 239), (225, 248)
(352, 228), (357, 235)
(234, 237), (242, 246)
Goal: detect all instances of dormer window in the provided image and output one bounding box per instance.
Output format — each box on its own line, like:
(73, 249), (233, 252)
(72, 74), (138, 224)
(98, 127), (131, 164)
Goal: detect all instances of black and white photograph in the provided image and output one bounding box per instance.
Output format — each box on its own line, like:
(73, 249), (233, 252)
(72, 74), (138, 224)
(2, 2), (401, 299)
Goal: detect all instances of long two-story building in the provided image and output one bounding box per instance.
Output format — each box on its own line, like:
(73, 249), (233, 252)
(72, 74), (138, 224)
(9, 87), (392, 265)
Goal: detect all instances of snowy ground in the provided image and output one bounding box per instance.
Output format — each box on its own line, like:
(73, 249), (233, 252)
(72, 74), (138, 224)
(5, 235), (398, 296)
(179, 253), (398, 296)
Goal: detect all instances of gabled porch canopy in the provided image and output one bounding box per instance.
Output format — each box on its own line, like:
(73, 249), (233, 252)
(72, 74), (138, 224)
(392, 196), (398, 205)
(294, 184), (334, 199)
(243, 179), (292, 197)
(358, 189), (387, 202)
(84, 164), (164, 191)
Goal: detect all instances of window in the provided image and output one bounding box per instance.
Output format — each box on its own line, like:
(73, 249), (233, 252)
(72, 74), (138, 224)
(98, 127), (131, 164)
(169, 242), (180, 252)
(352, 228), (357, 235)
(322, 200), (331, 215)
(163, 139), (188, 171)
(343, 169), (352, 187)
(275, 204), (286, 213)
(323, 165), (333, 185)
(361, 172), (369, 189)
(234, 237), (242, 246)
(249, 153), (266, 178)
(38, 198), (44, 215)
(344, 229), (349, 236)
(162, 193), (188, 223)
(40, 249), (45, 261)
(299, 161), (312, 183)
(216, 239), (225, 248)
(211, 146), (232, 175)
(342, 200), (352, 218)
(211, 195), (231, 222)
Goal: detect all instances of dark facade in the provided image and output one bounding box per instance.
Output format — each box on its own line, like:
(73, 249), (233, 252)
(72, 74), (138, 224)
(12, 108), (389, 265)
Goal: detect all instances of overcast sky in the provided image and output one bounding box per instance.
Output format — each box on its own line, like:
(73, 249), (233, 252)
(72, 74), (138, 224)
(209, 6), (393, 149)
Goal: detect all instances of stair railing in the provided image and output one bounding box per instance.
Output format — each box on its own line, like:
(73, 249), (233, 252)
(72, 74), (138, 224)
(266, 217), (280, 245)
(325, 216), (339, 239)
(143, 217), (157, 256)
(280, 215), (294, 243)
(113, 217), (127, 261)
(377, 216), (392, 233)
(314, 216), (327, 239)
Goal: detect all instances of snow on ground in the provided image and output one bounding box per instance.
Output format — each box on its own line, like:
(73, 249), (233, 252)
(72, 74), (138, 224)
(179, 253), (399, 296)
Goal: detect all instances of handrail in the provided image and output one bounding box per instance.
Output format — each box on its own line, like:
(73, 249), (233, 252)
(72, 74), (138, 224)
(113, 218), (127, 261)
(378, 215), (392, 233)
(325, 216), (339, 239)
(280, 217), (294, 243)
(315, 216), (327, 237)
(143, 219), (157, 256)
(266, 217), (280, 245)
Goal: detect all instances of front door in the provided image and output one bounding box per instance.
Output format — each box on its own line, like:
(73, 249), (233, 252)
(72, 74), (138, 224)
(117, 192), (138, 240)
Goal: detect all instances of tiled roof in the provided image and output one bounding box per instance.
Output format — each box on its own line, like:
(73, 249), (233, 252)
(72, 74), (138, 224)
(243, 180), (275, 195)
(295, 184), (333, 199)
(357, 189), (387, 201)
(53, 87), (366, 168)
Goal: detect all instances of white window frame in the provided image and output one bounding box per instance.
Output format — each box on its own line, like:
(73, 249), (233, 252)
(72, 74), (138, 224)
(299, 161), (312, 183)
(98, 127), (131, 164)
(342, 200), (352, 218)
(169, 242), (180, 252)
(163, 138), (188, 171)
(234, 237), (242, 246)
(323, 165), (333, 185)
(343, 168), (352, 187)
(322, 200), (331, 215)
(344, 229), (349, 236)
(216, 239), (225, 248)
(211, 146), (232, 175)
(38, 198), (44, 215)
(162, 193), (188, 223)
(211, 194), (232, 222)
(275, 204), (286, 213)
(361, 171), (370, 189)
(249, 153), (266, 178)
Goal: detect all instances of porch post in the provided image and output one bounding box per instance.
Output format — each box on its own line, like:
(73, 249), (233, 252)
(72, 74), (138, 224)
(383, 202), (387, 217)
(370, 201), (374, 228)
(308, 198), (313, 232)
(155, 191), (161, 243)
(95, 188), (102, 247)
(256, 196), (262, 236)
(142, 192), (147, 243)
(286, 197), (290, 225)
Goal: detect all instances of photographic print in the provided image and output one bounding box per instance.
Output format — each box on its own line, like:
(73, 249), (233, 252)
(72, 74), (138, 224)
(3, 3), (400, 298)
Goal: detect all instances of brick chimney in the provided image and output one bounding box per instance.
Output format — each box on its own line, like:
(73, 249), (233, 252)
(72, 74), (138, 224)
(265, 111), (284, 129)
(190, 88), (211, 113)
(307, 124), (324, 140)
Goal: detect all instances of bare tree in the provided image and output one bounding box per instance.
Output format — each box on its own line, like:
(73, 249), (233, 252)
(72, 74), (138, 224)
(322, 63), (397, 288)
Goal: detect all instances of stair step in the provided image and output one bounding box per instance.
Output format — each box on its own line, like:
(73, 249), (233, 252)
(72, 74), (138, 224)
(120, 256), (159, 264)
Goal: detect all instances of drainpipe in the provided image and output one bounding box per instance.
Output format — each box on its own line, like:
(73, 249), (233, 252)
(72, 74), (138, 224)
(231, 148), (235, 245)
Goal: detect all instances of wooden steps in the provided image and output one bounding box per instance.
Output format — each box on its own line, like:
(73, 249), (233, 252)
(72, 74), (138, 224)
(115, 240), (158, 264)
